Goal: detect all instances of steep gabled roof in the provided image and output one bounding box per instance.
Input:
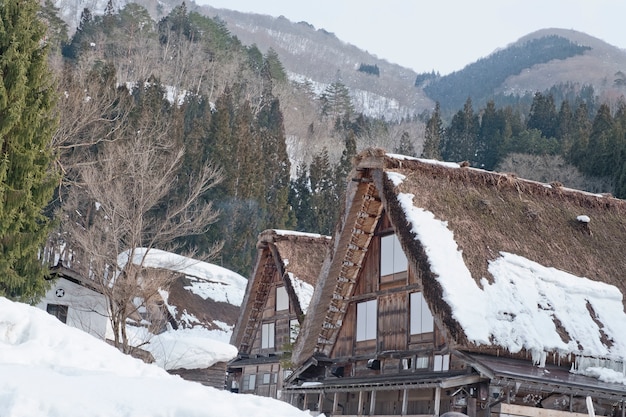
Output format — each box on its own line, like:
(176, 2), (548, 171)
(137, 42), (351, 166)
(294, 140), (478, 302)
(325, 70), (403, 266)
(231, 229), (330, 353)
(293, 148), (626, 369)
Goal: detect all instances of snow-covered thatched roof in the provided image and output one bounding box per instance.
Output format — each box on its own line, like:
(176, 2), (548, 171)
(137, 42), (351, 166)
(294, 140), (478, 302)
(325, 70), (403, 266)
(293, 148), (626, 376)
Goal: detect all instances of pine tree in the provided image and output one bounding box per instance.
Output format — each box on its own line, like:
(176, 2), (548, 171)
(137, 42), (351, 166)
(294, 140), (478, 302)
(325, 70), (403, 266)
(0, 0), (58, 300)
(421, 102), (443, 160)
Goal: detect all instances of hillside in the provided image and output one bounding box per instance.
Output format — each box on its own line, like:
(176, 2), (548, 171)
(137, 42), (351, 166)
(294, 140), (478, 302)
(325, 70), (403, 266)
(424, 28), (626, 112)
(193, 4), (432, 119)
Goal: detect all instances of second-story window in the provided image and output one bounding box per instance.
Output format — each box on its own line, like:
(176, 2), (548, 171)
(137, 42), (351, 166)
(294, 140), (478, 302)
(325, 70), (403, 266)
(261, 322), (275, 349)
(356, 299), (377, 341)
(276, 286), (289, 311)
(380, 234), (408, 283)
(410, 292), (434, 335)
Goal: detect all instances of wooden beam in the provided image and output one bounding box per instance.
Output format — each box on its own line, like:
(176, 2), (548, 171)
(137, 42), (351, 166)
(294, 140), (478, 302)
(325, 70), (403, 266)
(333, 392), (339, 414)
(402, 389), (408, 416)
(434, 387), (441, 417)
(370, 390), (377, 415)
(358, 391), (364, 416)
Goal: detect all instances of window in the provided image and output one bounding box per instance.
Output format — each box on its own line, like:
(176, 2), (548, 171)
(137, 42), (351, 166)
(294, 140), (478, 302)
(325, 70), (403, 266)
(46, 304), (68, 323)
(261, 322), (275, 349)
(243, 374), (256, 391)
(416, 356), (430, 369)
(410, 292), (434, 335)
(356, 299), (377, 341)
(276, 286), (289, 311)
(380, 234), (408, 282)
(262, 373), (271, 384)
(434, 354), (450, 371)
(289, 319), (299, 343)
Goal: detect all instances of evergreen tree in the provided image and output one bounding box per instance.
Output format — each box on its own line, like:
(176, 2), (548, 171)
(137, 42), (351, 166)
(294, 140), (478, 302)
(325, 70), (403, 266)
(309, 148), (336, 235)
(320, 81), (353, 119)
(477, 100), (510, 170)
(527, 92), (558, 139)
(289, 162), (313, 232)
(585, 103), (615, 177)
(394, 131), (416, 157)
(557, 100), (573, 155)
(38, 0), (69, 55)
(567, 101), (592, 166)
(421, 102), (443, 160)
(442, 98), (479, 163)
(0, 0), (58, 300)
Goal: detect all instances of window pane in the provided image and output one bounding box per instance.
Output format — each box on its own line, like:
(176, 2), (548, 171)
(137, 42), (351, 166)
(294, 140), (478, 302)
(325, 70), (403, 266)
(421, 296), (434, 333)
(249, 374), (256, 389)
(261, 323), (275, 349)
(46, 304), (68, 323)
(381, 234), (408, 281)
(393, 235), (408, 272)
(380, 235), (395, 276)
(276, 286), (289, 311)
(410, 292), (434, 335)
(356, 299), (377, 341)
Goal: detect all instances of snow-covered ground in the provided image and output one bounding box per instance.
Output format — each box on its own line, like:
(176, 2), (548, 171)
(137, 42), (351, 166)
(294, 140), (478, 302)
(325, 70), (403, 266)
(0, 297), (317, 417)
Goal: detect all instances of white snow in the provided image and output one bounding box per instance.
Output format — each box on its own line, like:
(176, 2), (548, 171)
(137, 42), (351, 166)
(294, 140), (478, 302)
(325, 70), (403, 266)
(286, 272), (315, 313)
(274, 229), (331, 239)
(119, 247), (247, 306)
(577, 215), (591, 223)
(389, 172), (626, 381)
(144, 327), (237, 370)
(0, 296), (317, 417)
(386, 153), (461, 169)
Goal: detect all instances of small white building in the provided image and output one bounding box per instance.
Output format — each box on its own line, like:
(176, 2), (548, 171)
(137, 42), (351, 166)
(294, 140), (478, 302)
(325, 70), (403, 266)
(36, 265), (109, 339)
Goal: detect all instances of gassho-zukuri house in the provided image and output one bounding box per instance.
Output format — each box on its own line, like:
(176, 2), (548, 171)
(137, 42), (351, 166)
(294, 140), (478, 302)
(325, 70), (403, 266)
(273, 148), (626, 417)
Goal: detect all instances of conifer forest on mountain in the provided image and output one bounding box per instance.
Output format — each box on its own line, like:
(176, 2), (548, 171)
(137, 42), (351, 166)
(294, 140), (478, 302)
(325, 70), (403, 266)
(2, 0), (626, 301)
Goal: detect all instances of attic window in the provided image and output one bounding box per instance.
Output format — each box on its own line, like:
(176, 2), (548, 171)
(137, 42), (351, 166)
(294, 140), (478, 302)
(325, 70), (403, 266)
(276, 286), (289, 311)
(380, 234), (408, 283)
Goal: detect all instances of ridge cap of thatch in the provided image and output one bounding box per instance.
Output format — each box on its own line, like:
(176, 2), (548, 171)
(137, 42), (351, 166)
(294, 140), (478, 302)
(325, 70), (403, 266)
(353, 148), (626, 211)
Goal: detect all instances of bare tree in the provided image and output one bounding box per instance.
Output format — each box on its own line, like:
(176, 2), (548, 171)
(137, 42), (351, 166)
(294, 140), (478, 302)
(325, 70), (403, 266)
(60, 99), (223, 352)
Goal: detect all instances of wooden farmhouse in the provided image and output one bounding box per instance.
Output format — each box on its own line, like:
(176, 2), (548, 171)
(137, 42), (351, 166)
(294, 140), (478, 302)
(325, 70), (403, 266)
(228, 229), (331, 398)
(280, 148), (626, 417)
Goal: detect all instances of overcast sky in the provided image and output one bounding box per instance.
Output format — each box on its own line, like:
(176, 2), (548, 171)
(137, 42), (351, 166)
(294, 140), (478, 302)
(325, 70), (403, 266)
(193, 0), (626, 75)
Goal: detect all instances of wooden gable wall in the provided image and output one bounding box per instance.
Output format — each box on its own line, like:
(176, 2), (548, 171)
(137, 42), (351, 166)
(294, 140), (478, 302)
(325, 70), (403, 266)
(329, 211), (447, 376)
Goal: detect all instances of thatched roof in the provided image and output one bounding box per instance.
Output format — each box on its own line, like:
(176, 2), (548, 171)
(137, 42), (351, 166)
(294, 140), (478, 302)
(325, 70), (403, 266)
(293, 148), (626, 366)
(231, 229), (330, 353)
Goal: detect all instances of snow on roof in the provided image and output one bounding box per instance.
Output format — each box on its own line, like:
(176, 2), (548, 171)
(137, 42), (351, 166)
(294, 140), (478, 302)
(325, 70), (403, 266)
(392, 173), (626, 364)
(386, 152), (461, 169)
(144, 327), (237, 371)
(118, 247), (247, 306)
(0, 297), (316, 417)
(273, 229), (331, 239)
(286, 272), (315, 314)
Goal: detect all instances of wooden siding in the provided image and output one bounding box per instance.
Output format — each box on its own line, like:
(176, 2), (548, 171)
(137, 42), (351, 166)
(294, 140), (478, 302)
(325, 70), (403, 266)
(378, 292), (408, 352)
(169, 362), (227, 390)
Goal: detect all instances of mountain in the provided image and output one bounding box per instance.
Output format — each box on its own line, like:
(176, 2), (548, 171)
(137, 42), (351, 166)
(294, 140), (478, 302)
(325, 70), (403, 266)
(423, 28), (626, 112)
(53, 2), (626, 120)
(192, 4), (431, 119)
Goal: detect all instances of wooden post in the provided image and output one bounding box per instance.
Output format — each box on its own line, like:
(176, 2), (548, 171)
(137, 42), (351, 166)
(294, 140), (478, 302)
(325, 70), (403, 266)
(333, 392), (339, 414)
(318, 393), (324, 413)
(358, 391), (364, 416)
(370, 390), (377, 415)
(621, 400), (624, 417)
(303, 393), (308, 411)
(402, 389), (409, 416)
(434, 387), (441, 417)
